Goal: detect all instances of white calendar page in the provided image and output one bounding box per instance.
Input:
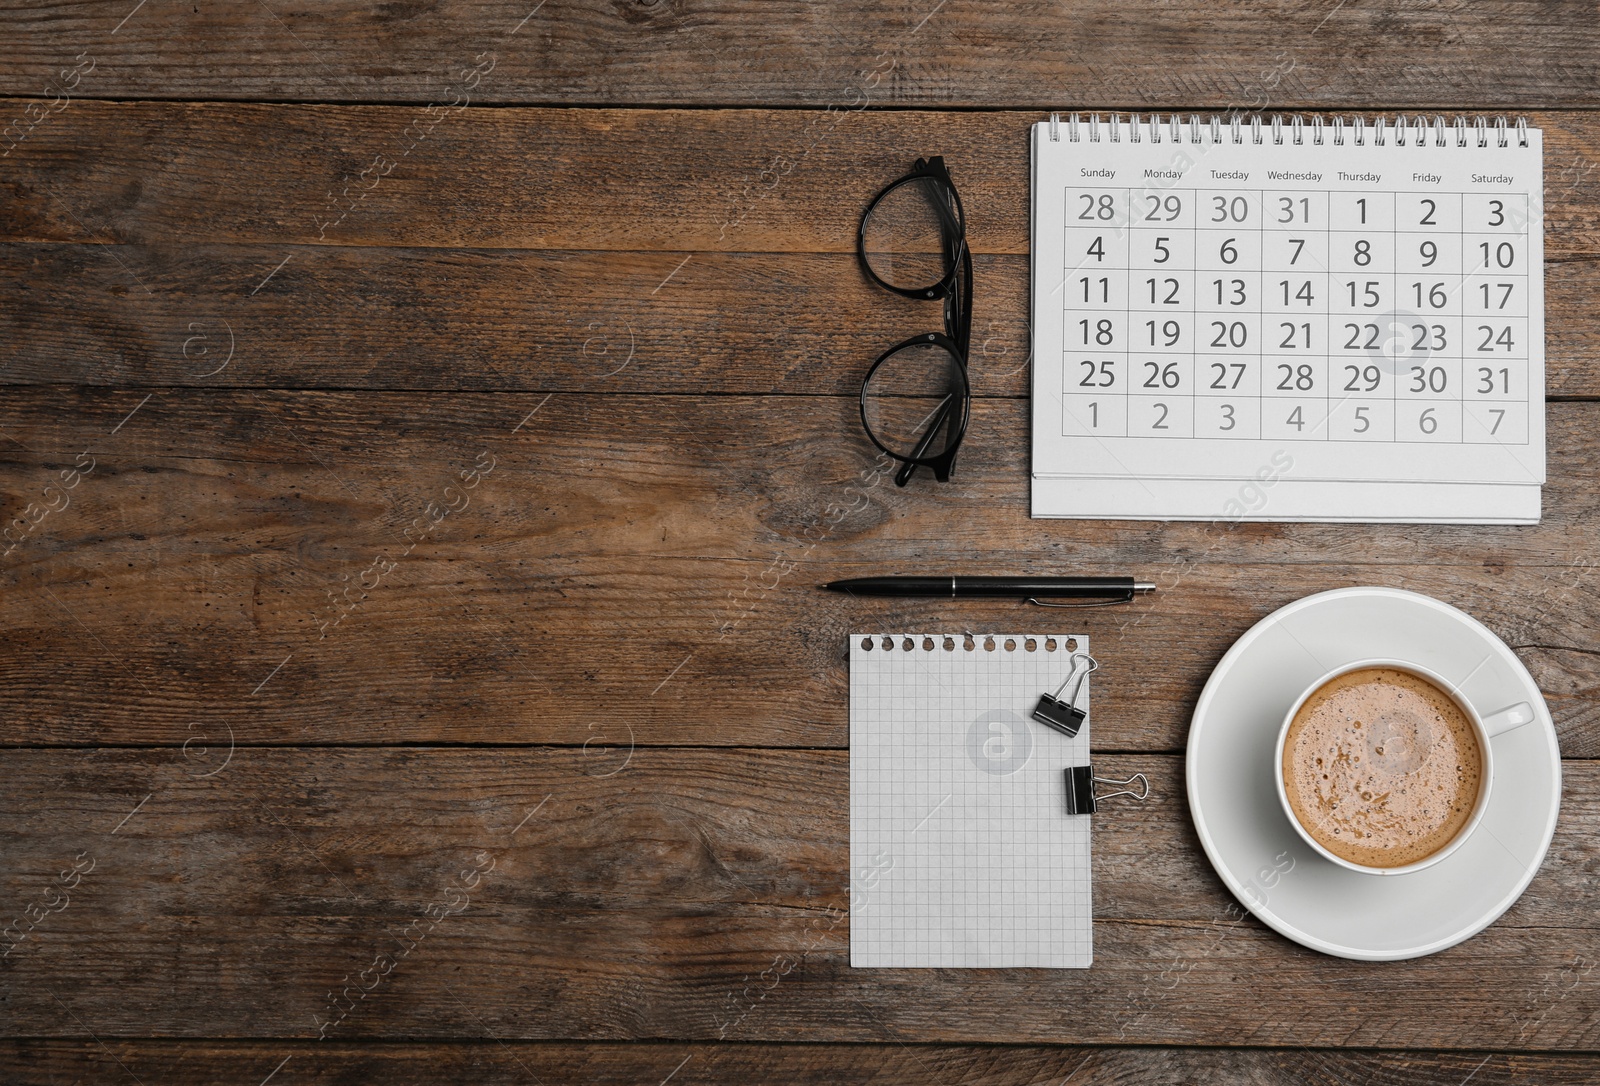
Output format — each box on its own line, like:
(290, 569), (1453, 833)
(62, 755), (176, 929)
(1030, 116), (1545, 523)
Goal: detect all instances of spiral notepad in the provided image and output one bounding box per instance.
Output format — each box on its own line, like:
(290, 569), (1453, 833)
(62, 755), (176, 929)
(1031, 113), (1545, 523)
(849, 633), (1093, 968)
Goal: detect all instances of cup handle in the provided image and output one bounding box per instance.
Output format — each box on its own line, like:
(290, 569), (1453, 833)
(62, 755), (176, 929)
(1482, 701), (1536, 738)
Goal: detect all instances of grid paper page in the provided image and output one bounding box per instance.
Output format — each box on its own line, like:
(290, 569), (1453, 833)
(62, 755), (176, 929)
(849, 633), (1092, 968)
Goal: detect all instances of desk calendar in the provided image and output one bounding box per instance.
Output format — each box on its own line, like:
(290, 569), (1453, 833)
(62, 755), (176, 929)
(1030, 114), (1545, 523)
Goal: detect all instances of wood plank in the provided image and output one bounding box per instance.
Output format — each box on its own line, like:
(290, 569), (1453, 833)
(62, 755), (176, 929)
(0, 245), (1033, 396)
(5, 105), (1600, 258)
(2, 748), (1599, 1048)
(4, 1039), (1600, 1085)
(2, 389), (1598, 750)
(1, 1), (1598, 108)
(5, 104), (1597, 394)
(3, 245), (1599, 399)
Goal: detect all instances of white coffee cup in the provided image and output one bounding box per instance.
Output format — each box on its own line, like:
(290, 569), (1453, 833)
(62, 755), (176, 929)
(1274, 659), (1535, 876)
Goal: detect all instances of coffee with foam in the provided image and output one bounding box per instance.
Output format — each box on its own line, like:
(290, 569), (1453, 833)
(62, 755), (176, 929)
(1282, 667), (1483, 869)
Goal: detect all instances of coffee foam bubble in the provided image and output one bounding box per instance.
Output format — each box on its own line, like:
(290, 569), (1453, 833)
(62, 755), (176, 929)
(1283, 667), (1482, 869)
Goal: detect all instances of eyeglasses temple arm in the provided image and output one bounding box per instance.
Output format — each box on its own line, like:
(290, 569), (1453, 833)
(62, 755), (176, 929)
(894, 394), (955, 487)
(952, 240), (974, 355)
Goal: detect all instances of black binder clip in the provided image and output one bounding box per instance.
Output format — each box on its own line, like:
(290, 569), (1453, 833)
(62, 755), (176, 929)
(1064, 766), (1151, 816)
(1032, 651), (1098, 736)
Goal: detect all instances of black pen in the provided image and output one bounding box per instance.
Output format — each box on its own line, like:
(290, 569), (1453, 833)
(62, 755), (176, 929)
(821, 576), (1156, 604)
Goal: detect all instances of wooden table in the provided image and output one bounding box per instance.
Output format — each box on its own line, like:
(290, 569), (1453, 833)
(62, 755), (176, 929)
(4, 3), (1600, 1082)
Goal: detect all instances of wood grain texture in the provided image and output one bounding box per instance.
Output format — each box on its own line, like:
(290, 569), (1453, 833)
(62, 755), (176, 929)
(7, 105), (1600, 257)
(2, 1), (1600, 108)
(4, 27), (1600, 1071)
(0, 245), (1033, 396)
(5, 1040), (1600, 1085)
(4, 245), (1600, 399)
(1, 389), (1598, 750)
(1, 748), (1598, 1047)
(3, 104), (1597, 397)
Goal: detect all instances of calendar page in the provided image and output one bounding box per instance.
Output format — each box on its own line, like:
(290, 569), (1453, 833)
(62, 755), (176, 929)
(1030, 115), (1544, 523)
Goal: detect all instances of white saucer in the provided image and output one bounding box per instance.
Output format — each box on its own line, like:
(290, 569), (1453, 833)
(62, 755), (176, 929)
(1187, 587), (1560, 960)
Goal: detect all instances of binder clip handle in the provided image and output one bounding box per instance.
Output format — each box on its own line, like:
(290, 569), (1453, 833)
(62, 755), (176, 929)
(1064, 765), (1150, 815)
(1031, 651), (1098, 736)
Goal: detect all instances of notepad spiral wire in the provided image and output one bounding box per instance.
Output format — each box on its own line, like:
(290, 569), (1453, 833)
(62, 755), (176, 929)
(857, 632), (1079, 653)
(1046, 112), (1530, 148)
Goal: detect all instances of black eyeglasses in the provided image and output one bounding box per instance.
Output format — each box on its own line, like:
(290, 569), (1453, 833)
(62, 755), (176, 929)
(856, 156), (973, 486)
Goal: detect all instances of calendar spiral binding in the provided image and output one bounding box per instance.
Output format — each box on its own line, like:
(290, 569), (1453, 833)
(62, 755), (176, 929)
(1045, 112), (1530, 149)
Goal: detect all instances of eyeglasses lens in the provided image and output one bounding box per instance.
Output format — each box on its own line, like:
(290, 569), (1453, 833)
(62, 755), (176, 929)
(861, 177), (956, 292)
(860, 339), (967, 460)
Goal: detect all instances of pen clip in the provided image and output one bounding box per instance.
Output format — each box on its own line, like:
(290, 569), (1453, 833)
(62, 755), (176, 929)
(1026, 592), (1134, 608)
